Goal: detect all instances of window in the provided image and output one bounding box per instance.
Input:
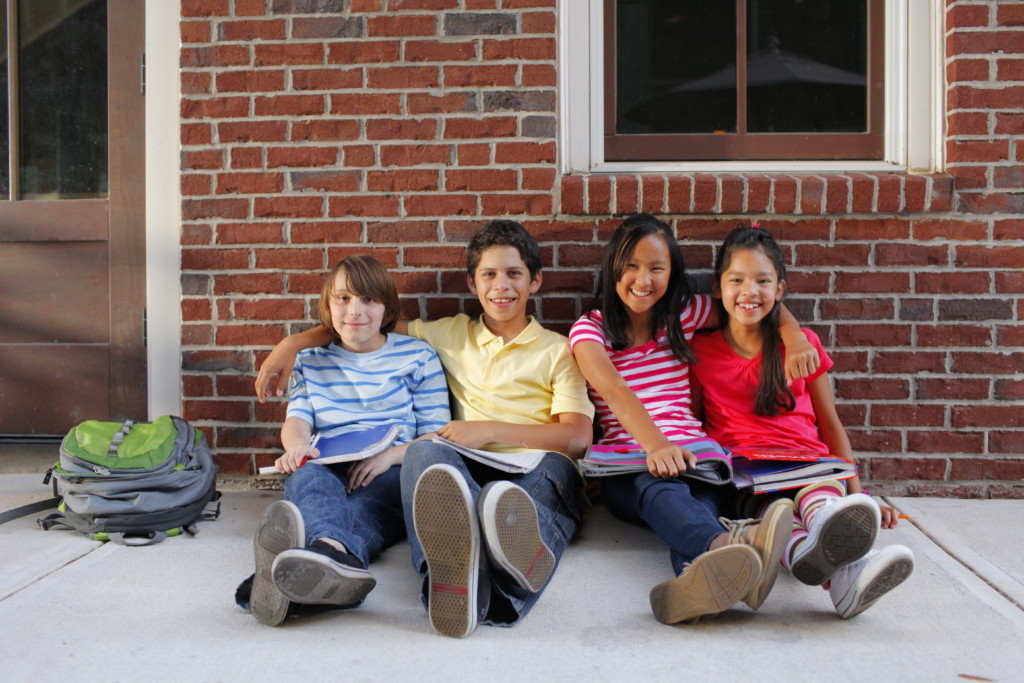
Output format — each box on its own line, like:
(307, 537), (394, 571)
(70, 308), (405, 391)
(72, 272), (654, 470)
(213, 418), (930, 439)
(1, 0), (109, 200)
(561, 0), (944, 173)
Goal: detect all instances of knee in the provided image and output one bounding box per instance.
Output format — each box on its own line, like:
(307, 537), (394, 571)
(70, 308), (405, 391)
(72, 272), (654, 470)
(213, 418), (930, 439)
(399, 441), (442, 487)
(283, 461), (331, 497)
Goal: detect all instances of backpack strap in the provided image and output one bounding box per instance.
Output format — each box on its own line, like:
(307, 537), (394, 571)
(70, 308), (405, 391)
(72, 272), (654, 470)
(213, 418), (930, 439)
(1, 497), (61, 526)
(107, 419), (135, 455)
(37, 511), (74, 531)
(104, 530), (168, 546)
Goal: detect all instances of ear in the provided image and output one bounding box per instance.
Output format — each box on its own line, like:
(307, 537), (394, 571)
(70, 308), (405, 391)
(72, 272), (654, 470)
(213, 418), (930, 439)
(711, 279), (722, 299)
(776, 279), (787, 299)
(529, 270), (543, 294)
(466, 272), (478, 295)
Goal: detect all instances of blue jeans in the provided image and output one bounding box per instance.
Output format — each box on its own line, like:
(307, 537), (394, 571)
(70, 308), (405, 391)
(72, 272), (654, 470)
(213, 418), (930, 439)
(284, 462), (406, 568)
(602, 473), (726, 575)
(399, 441), (584, 626)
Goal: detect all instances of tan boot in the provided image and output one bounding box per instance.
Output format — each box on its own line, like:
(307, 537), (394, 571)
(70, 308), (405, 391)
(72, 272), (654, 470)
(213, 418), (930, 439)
(720, 497), (794, 610)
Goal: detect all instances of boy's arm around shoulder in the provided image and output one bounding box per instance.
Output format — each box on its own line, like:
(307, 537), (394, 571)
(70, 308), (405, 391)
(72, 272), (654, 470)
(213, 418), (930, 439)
(255, 326), (333, 401)
(436, 414), (593, 459)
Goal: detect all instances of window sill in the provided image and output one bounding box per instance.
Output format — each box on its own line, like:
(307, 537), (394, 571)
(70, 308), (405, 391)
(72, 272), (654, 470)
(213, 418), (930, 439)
(558, 172), (954, 216)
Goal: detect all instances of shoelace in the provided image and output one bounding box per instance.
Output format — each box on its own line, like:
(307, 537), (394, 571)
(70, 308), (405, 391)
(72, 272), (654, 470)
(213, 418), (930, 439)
(720, 516), (757, 544)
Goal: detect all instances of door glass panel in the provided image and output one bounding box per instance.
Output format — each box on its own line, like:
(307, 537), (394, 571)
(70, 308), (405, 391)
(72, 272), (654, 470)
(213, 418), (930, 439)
(616, 0), (737, 135)
(0, 9), (8, 197)
(746, 0), (868, 133)
(19, 0), (107, 199)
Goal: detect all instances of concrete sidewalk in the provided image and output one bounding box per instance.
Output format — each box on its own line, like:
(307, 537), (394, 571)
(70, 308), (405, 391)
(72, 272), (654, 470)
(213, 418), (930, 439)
(1, 473), (1022, 682)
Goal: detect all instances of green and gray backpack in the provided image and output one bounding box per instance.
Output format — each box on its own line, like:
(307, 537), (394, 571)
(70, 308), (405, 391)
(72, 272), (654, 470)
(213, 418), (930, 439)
(39, 415), (221, 545)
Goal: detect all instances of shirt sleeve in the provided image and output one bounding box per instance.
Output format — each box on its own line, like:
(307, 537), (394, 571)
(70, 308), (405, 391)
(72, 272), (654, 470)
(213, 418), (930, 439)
(285, 353), (314, 426)
(549, 340), (596, 419)
(803, 328), (834, 382)
(680, 294), (714, 339)
(409, 346), (452, 435)
(568, 311), (606, 350)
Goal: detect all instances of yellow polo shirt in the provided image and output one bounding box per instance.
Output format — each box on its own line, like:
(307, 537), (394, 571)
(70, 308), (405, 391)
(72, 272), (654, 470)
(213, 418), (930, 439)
(407, 314), (594, 455)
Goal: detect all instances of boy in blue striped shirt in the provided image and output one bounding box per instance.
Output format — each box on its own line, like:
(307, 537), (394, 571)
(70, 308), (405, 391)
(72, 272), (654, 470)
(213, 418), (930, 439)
(246, 254), (450, 626)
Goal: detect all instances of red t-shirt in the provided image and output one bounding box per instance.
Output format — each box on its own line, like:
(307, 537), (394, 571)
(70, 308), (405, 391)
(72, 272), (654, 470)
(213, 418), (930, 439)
(690, 328), (833, 452)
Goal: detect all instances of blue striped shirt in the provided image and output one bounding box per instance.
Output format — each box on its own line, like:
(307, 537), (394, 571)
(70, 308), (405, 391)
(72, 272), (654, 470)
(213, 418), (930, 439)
(286, 333), (450, 444)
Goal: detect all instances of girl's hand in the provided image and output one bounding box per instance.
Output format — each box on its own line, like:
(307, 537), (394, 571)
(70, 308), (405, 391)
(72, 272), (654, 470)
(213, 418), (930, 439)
(346, 448), (400, 492)
(274, 444), (320, 474)
(436, 421), (493, 450)
(879, 502), (900, 529)
(646, 444), (697, 478)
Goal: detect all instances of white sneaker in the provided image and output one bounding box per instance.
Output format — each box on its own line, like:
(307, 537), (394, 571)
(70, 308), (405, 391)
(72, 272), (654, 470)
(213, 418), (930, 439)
(478, 481), (555, 593)
(829, 545), (915, 619)
(791, 493), (881, 586)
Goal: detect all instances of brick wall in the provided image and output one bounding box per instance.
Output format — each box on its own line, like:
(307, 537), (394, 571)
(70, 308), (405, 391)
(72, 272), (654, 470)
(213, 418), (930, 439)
(178, 0), (1024, 497)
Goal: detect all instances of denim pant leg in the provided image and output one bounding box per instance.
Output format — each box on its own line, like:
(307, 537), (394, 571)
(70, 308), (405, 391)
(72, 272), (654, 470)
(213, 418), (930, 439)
(399, 442), (583, 627)
(285, 462), (406, 568)
(484, 452), (583, 626)
(603, 473), (726, 575)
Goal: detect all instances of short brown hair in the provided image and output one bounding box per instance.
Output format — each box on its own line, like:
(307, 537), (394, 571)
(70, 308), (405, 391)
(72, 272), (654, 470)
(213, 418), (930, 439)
(318, 254), (400, 340)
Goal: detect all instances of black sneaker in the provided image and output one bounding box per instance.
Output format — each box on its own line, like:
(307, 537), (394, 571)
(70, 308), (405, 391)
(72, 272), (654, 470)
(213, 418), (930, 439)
(272, 540), (376, 607)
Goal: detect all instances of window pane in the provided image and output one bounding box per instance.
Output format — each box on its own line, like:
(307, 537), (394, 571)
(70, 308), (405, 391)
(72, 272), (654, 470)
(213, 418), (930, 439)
(0, 9), (8, 198)
(747, 0), (868, 133)
(616, 0), (736, 135)
(19, 0), (107, 199)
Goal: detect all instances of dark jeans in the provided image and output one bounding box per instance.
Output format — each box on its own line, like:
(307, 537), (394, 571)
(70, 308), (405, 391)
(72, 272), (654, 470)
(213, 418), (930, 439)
(602, 472), (726, 575)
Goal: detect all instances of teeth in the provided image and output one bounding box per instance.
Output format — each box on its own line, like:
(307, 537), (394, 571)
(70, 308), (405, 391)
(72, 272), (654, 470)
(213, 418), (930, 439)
(630, 289), (651, 297)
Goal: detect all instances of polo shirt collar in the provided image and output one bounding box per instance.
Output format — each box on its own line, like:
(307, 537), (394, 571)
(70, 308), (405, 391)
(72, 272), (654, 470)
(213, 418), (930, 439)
(472, 316), (543, 347)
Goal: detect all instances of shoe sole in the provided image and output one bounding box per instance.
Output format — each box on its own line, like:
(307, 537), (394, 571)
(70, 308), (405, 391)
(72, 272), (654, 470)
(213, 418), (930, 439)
(481, 483), (555, 593)
(272, 549), (376, 606)
(835, 550), (915, 619)
(649, 545), (761, 625)
(791, 497), (879, 586)
(744, 499), (794, 610)
(252, 500), (304, 626)
(414, 465), (479, 638)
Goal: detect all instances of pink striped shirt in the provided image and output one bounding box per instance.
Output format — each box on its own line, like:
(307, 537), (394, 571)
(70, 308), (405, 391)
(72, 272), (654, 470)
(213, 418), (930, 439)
(568, 295), (714, 446)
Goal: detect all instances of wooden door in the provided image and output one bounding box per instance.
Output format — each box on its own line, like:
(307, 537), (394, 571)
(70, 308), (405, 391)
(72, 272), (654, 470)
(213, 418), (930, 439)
(0, 0), (145, 436)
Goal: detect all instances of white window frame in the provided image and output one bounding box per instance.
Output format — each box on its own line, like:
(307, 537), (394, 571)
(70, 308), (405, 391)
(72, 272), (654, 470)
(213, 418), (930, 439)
(559, 0), (944, 174)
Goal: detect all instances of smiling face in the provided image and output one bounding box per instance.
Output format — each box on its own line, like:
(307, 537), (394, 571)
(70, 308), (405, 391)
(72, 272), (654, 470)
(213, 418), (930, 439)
(467, 244), (542, 340)
(328, 268), (387, 353)
(614, 233), (671, 323)
(716, 246), (787, 331)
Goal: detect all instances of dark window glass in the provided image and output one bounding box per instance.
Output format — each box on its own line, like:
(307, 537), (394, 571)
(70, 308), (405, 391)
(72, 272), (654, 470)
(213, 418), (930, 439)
(19, 0), (108, 199)
(0, 9), (8, 197)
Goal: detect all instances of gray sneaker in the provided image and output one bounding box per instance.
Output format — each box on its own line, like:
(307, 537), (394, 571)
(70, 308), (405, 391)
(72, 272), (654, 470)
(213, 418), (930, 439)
(829, 545), (914, 618)
(413, 464), (481, 638)
(478, 480), (555, 593)
(791, 493), (880, 586)
(251, 500), (304, 626)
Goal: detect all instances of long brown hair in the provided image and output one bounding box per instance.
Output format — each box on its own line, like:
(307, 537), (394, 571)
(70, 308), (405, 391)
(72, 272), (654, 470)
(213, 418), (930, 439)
(318, 254), (400, 341)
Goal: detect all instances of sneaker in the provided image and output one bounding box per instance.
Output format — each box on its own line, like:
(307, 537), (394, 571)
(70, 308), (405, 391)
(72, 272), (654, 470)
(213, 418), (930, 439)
(478, 481), (555, 593)
(720, 497), (794, 610)
(251, 500), (304, 626)
(791, 493), (880, 586)
(273, 540), (376, 607)
(413, 464), (481, 638)
(649, 545), (762, 625)
(829, 545), (915, 619)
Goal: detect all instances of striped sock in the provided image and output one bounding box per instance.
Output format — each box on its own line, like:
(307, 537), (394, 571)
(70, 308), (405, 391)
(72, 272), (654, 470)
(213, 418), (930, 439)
(782, 516), (808, 571)
(795, 480), (845, 530)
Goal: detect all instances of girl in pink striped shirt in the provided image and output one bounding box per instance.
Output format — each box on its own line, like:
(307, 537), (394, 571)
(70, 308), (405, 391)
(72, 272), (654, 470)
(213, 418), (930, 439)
(569, 213), (815, 624)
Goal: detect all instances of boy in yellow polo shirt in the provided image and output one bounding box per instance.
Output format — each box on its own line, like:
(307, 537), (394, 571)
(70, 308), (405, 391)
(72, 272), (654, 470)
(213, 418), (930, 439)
(256, 221), (595, 638)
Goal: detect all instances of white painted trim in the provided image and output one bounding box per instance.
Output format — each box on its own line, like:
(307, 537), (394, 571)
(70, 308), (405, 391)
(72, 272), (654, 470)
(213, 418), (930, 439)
(145, 0), (182, 418)
(561, 0), (944, 175)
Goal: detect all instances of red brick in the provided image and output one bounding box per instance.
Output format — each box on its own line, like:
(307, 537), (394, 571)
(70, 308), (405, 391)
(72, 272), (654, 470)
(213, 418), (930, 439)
(991, 432), (1024, 454)
(521, 64), (556, 87)
(834, 324), (912, 347)
(379, 144), (450, 167)
(946, 57), (991, 83)
(182, 45), (250, 68)
(182, 174), (212, 196)
(443, 65), (518, 87)
(995, 219), (1024, 240)
(952, 351), (1024, 374)
(291, 221), (362, 244)
(798, 176), (824, 214)
(796, 244), (870, 267)
(404, 246), (466, 269)
(871, 457), (946, 480)
(640, 175), (666, 214)
(445, 169), (517, 192)
(254, 248), (323, 270)
(587, 176), (612, 214)
(947, 111), (990, 136)
(408, 93), (478, 115)
(293, 68), (363, 91)
(871, 404), (945, 427)
(666, 176), (693, 213)
(235, 0), (266, 15)
(956, 245), (1023, 269)
(522, 10), (556, 34)
(216, 172), (284, 194)
(367, 118), (438, 141)
(872, 351), (945, 374)
(834, 378), (909, 400)
(828, 350), (868, 373)
(181, 71), (212, 95)
(948, 31), (1024, 56)
(947, 138), (1010, 163)
(367, 66), (440, 89)
(266, 147), (338, 168)
(693, 174), (718, 213)
(182, 375), (214, 397)
(744, 175), (770, 214)
(182, 299), (213, 321)
(952, 405), (1024, 429)
(218, 121), (288, 143)
(181, 21), (212, 44)
(997, 324), (1024, 346)
(229, 147), (263, 169)
(182, 248), (248, 270)
(947, 3), (993, 28)
(183, 198), (249, 220)
(215, 426), (281, 450)
(480, 193), (552, 216)
(367, 221), (440, 243)
(911, 219), (987, 241)
(994, 379), (1024, 401)
(834, 272), (910, 294)
(849, 174), (875, 213)
(183, 400), (251, 423)
(213, 273), (285, 295)
(823, 175), (850, 213)
(772, 176), (797, 213)
(875, 174), (903, 213)
(254, 43), (323, 67)
(292, 120), (360, 142)
(820, 298), (894, 320)
(182, 224), (213, 245)
(255, 95), (325, 117)
(913, 432), (983, 454)
(406, 40), (476, 62)
(182, 123), (213, 145)
(444, 117), (517, 139)
(761, 218), (831, 240)
(253, 196), (325, 218)
(522, 167), (556, 191)
(482, 37), (556, 61)
(560, 175), (584, 214)
(916, 271), (990, 294)
(847, 430), (902, 452)
(720, 175), (744, 214)
(327, 41), (401, 64)
(614, 175), (639, 214)
(328, 195), (402, 218)
(366, 169), (438, 192)
(181, 0), (230, 17)
(916, 378), (990, 401)
(181, 97), (248, 120)
(292, 171), (360, 193)
(217, 223), (285, 244)
(220, 19), (287, 41)
(875, 243), (949, 267)
(917, 324), (992, 347)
